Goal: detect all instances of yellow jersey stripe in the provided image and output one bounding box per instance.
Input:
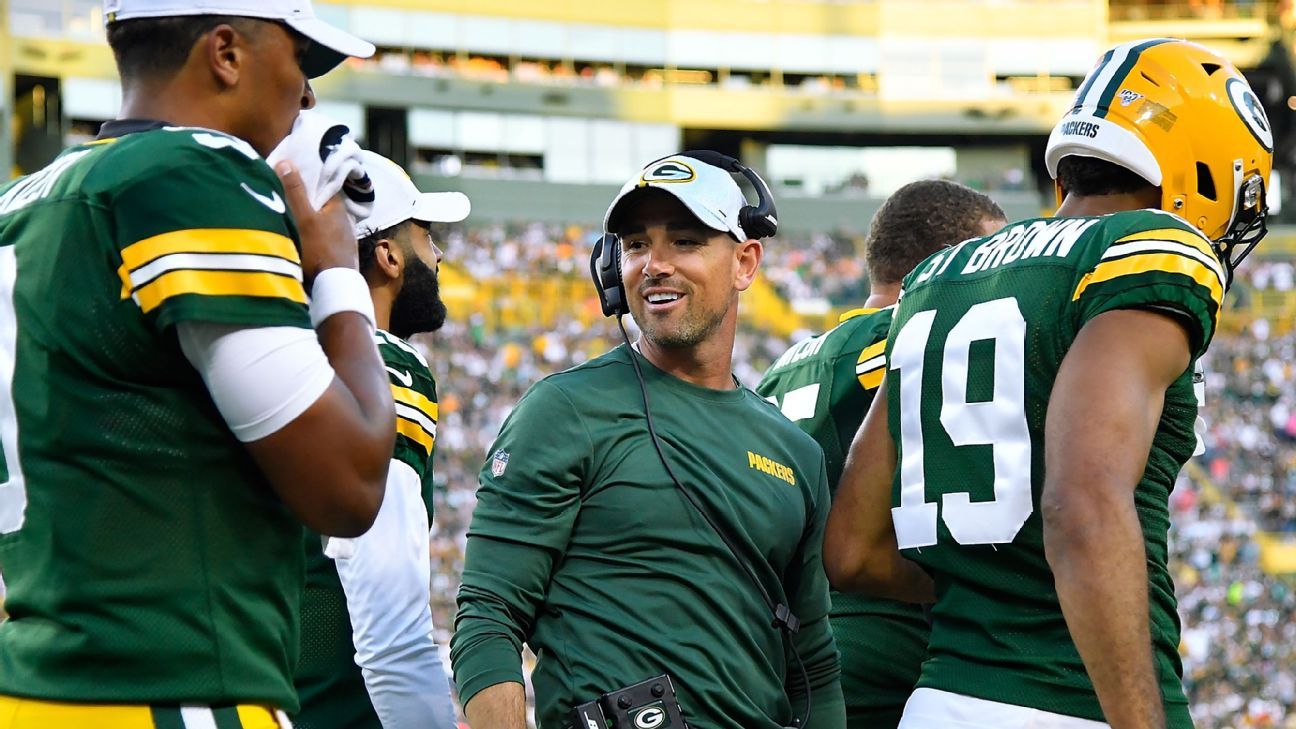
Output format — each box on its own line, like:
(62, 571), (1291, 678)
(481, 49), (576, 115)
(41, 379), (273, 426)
(391, 385), (439, 422)
(0, 695), (157, 729)
(838, 307), (880, 324)
(1072, 252), (1224, 308)
(857, 368), (885, 391)
(856, 340), (886, 365)
(132, 270), (307, 313)
(1115, 228), (1216, 261)
(120, 229), (299, 273)
(396, 417), (434, 455)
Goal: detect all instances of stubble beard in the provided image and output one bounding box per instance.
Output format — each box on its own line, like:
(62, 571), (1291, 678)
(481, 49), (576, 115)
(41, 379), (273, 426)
(637, 298), (729, 349)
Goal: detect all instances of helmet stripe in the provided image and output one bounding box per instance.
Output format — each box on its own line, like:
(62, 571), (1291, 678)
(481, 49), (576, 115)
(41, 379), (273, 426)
(1071, 47), (1115, 111)
(1092, 38), (1176, 118)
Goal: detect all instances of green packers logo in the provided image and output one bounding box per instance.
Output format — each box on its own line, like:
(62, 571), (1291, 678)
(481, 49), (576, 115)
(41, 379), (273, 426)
(630, 703), (670, 729)
(641, 160), (695, 184)
(1226, 77), (1273, 152)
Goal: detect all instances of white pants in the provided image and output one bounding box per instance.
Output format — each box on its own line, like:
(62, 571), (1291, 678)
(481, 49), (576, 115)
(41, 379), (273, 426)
(899, 688), (1110, 729)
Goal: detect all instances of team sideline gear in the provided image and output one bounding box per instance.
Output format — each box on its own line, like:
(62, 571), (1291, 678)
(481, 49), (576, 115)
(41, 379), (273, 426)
(178, 323), (334, 442)
(887, 209), (1218, 727)
(0, 121), (311, 708)
(1045, 39), (1271, 276)
(101, 0), (374, 78)
(295, 330), (447, 729)
(758, 308), (928, 728)
(453, 345), (843, 729)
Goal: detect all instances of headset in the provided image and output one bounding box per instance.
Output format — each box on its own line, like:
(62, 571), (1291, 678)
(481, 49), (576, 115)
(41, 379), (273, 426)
(590, 150), (779, 318)
(588, 152), (809, 729)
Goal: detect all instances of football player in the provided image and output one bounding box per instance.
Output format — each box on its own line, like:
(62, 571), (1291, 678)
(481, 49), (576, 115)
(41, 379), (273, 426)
(757, 179), (1004, 729)
(294, 151), (468, 729)
(0, 2), (391, 728)
(825, 39), (1271, 729)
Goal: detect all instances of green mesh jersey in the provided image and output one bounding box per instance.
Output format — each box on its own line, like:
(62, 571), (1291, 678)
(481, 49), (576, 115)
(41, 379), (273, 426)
(757, 308), (928, 728)
(295, 330), (439, 729)
(886, 209), (1221, 726)
(0, 121), (312, 708)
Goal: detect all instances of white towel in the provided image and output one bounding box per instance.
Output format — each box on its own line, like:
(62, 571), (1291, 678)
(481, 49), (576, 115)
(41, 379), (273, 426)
(268, 109), (374, 221)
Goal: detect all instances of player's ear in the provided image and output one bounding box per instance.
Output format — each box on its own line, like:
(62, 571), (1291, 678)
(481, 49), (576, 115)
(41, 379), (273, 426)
(734, 238), (762, 293)
(372, 239), (404, 282)
(205, 23), (245, 89)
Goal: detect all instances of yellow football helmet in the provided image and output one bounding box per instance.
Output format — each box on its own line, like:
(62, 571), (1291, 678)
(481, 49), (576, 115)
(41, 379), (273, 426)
(1045, 38), (1273, 282)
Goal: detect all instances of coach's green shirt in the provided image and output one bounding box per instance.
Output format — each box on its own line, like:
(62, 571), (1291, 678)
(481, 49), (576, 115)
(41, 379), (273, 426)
(758, 307), (929, 729)
(452, 344), (844, 729)
(886, 210), (1216, 726)
(0, 121), (310, 708)
(295, 330), (440, 729)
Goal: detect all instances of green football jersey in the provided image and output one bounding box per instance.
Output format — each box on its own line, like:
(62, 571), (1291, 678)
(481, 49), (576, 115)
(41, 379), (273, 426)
(886, 209), (1220, 726)
(758, 308), (929, 728)
(295, 329), (439, 729)
(0, 121), (311, 708)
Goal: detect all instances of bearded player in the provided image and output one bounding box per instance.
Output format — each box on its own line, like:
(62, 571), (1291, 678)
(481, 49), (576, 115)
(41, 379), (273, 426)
(294, 151), (467, 729)
(757, 180), (1004, 729)
(826, 39), (1271, 729)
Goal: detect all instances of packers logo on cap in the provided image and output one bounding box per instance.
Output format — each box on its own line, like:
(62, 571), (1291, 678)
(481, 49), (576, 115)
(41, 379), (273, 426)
(640, 160), (695, 184)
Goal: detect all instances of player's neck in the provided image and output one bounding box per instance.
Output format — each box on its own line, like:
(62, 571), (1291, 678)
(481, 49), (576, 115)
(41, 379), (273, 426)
(368, 279), (395, 334)
(118, 82), (230, 139)
(863, 282), (901, 310)
(634, 317), (739, 391)
(1055, 188), (1162, 218)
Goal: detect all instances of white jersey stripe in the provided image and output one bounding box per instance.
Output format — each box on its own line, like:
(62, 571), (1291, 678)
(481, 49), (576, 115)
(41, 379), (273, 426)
(396, 402), (438, 436)
(1101, 240), (1226, 287)
(180, 706), (219, 729)
(129, 252), (302, 289)
(856, 355), (885, 374)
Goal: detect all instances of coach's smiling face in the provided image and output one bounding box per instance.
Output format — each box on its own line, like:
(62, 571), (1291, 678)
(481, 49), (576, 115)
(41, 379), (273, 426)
(615, 189), (761, 352)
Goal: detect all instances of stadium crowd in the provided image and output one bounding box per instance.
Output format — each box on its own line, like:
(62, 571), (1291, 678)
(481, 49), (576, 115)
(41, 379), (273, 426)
(414, 240), (1296, 727)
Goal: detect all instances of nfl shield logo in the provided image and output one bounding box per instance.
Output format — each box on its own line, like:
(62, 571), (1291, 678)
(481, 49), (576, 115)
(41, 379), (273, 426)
(491, 449), (510, 477)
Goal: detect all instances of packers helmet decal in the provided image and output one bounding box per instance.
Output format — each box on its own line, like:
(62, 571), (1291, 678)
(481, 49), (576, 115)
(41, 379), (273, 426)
(1046, 38), (1274, 281)
(1226, 77), (1274, 152)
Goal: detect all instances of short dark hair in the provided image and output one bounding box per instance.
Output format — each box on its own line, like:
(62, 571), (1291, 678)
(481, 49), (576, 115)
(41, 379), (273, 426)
(107, 15), (258, 80)
(357, 223), (404, 278)
(864, 179), (1006, 285)
(1055, 155), (1157, 197)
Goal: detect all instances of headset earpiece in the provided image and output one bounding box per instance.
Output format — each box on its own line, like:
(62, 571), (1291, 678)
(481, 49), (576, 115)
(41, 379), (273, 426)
(679, 150), (779, 240)
(591, 152), (778, 319)
(590, 233), (628, 317)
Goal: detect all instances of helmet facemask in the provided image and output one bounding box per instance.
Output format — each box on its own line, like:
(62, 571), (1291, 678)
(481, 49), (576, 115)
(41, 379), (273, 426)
(1214, 163), (1269, 288)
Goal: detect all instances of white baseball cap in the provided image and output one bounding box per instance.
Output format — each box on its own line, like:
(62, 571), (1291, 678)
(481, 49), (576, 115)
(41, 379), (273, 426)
(604, 154), (751, 241)
(354, 150), (471, 237)
(102, 0), (375, 78)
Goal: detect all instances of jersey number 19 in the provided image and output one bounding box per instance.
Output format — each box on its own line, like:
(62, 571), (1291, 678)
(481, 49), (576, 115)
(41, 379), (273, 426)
(890, 297), (1033, 550)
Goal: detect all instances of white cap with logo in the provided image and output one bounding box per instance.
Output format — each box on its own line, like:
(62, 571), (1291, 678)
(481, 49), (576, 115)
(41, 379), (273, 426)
(102, 0), (375, 78)
(603, 154), (751, 242)
(354, 150), (471, 237)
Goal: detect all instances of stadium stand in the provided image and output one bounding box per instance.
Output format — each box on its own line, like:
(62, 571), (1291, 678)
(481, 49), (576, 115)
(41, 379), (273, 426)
(6, 1), (1296, 727)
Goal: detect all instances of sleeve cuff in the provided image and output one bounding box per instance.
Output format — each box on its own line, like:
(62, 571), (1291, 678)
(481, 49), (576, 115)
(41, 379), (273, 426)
(453, 639), (527, 708)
